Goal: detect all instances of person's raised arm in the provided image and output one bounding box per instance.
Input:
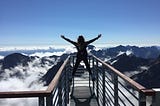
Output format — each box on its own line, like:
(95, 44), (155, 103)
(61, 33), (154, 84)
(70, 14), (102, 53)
(86, 34), (102, 44)
(61, 35), (77, 45)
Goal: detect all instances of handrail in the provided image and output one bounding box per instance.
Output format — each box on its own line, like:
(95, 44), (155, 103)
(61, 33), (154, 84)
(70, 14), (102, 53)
(47, 56), (70, 92)
(0, 90), (49, 98)
(90, 54), (155, 96)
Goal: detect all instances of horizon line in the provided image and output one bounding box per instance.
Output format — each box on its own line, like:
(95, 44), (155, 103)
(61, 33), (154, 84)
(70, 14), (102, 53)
(0, 43), (160, 52)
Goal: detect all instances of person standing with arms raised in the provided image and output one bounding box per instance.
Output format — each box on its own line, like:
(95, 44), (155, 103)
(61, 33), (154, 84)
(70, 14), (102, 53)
(61, 34), (101, 81)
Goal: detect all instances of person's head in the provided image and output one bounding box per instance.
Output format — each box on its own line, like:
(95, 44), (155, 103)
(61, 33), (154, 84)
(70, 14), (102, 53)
(77, 35), (85, 43)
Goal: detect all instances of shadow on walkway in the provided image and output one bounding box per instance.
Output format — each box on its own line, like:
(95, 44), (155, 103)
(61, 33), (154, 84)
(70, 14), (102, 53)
(72, 95), (94, 106)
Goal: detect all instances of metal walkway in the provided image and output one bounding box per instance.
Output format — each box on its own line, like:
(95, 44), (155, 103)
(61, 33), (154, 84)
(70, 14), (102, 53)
(70, 86), (98, 106)
(69, 69), (98, 106)
(0, 54), (159, 106)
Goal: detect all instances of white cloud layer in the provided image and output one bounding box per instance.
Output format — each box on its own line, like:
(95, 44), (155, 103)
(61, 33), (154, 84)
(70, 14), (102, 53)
(0, 55), (60, 106)
(0, 55), (4, 59)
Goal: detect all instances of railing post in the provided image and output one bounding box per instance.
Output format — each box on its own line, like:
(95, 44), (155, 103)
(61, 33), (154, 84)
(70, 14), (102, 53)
(152, 90), (160, 106)
(58, 78), (62, 106)
(92, 57), (95, 94)
(92, 56), (94, 68)
(89, 56), (91, 88)
(65, 65), (69, 106)
(113, 73), (118, 106)
(46, 95), (52, 106)
(102, 65), (106, 106)
(139, 92), (146, 106)
(96, 60), (99, 104)
(67, 63), (70, 103)
(39, 96), (45, 106)
(88, 56), (92, 88)
(64, 67), (67, 106)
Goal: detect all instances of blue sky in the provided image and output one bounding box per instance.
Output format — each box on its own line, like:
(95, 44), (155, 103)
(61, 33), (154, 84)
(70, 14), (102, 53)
(0, 0), (160, 47)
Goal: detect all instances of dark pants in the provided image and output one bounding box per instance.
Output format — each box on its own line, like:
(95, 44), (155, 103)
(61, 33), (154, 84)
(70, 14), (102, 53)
(72, 56), (92, 76)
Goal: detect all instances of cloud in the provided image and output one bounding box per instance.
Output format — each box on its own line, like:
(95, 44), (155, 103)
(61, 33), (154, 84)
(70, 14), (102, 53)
(0, 55), (4, 59)
(0, 98), (38, 106)
(0, 45), (54, 51)
(29, 51), (64, 57)
(0, 55), (60, 106)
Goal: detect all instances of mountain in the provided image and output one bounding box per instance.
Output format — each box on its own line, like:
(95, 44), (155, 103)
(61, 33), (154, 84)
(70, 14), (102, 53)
(40, 61), (64, 86)
(0, 45), (160, 90)
(109, 53), (150, 73)
(157, 46), (160, 50)
(91, 45), (160, 88)
(40, 53), (69, 85)
(0, 53), (65, 84)
(0, 52), (67, 86)
(91, 45), (160, 59)
(131, 55), (160, 88)
(2, 53), (31, 69)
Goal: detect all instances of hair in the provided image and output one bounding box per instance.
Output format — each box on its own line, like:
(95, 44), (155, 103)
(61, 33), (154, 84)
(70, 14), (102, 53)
(77, 35), (85, 43)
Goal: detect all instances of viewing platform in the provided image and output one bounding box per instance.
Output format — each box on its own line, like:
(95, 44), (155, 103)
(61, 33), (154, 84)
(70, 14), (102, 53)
(0, 54), (160, 106)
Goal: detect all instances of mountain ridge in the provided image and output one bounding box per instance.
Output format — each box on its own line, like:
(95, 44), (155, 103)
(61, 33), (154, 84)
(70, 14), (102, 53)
(0, 45), (160, 89)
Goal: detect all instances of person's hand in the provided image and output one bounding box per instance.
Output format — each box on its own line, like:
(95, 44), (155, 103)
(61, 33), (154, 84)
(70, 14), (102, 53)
(61, 35), (65, 39)
(98, 34), (102, 38)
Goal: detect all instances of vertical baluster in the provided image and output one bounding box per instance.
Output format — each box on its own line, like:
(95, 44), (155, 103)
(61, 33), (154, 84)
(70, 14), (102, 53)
(96, 60), (99, 104)
(46, 95), (52, 106)
(65, 64), (70, 106)
(64, 67), (67, 106)
(67, 63), (70, 104)
(92, 57), (95, 95)
(89, 56), (91, 88)
(102, 65), (106, 106)
(139, 92), (146, 106)
(39, 96), (44, 106)
(113, 73), (118, 106)
(72, 56), (75, 92)
(69, 57), (72, 93)
(58, 76), (62, 106)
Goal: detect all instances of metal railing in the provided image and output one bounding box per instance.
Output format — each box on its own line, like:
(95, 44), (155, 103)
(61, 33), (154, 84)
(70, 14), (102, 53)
(0, 54), (159, 106)
(90, 54), (156, 106)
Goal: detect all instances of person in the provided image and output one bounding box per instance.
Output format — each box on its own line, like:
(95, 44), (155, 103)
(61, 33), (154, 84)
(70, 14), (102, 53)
(61, 34), (101, 81)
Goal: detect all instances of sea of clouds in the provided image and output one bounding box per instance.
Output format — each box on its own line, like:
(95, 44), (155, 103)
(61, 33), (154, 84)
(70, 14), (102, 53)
(0, 45), (77, 106)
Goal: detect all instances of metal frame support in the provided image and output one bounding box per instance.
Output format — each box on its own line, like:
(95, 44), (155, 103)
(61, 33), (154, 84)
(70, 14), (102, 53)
(46, 95), (52, 106)
(102, 65), (106, 106)
(64, 67), (68, 106)
(151, 90), (160, 106)
(92, 57), (95, 95)
(139, 92), (146, 106)
(39, 97), (44, 106)
(96, 60), (99, 103)
(58, 79), (62, 106)
(114, 73), (118, 106)
(89, 56), (91, 88)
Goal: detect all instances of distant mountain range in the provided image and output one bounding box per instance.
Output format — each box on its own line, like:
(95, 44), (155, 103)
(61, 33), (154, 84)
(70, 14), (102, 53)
(131, 55), (160, 88)
(109, 53), (150, 72)
(91, 45), (160, 88)
(0, 45), (160, 89)
(91, 45), (160, 59)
